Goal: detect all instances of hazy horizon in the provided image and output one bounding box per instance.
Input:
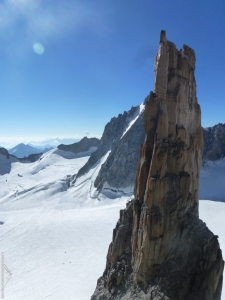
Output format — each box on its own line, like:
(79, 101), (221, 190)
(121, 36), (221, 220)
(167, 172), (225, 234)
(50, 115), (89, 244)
(0, 136), (87, 149)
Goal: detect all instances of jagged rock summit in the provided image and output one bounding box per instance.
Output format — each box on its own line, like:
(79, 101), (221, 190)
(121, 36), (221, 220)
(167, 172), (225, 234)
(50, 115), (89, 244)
(91, 31), (224, 299)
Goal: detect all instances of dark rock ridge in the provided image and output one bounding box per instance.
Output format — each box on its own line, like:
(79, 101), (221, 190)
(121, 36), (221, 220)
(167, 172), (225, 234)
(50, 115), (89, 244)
(94, 103), (146, 191)
(0, 147), (42, 175)
(0, 147), (20, 175)
(20, 153), (43, 163)
(58, 137), (100, 155)
(91, 31), (224, 299)
(203, 123), (225, 161)
(76, 105), (144, 187)
(0, 147), (10, 159)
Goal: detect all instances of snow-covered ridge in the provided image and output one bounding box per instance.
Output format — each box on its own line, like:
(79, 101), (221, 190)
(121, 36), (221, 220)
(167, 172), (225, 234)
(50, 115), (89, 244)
(1, 137), (225, 299)
(74, 151), (112, 200)
(120, 102), (145, 139)
(1, 103), (225, 299)
(0, 149), (90, 210)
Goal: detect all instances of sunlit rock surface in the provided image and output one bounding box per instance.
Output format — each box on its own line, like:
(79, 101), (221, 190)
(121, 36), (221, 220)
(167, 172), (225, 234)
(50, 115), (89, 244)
(91, 31), (224, 300)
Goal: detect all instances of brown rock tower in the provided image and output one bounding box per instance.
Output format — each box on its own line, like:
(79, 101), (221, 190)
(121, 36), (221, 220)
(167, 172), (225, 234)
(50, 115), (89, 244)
(91, 31), (224, 300)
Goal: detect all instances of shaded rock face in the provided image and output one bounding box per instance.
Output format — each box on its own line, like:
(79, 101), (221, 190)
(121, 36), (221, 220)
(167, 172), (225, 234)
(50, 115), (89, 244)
(77, 105), (143, 188)
(0, 147), (19, 175)
(203, 124), (225, 161)
(91, 31), (224, 300)
(20, 153), (43, 163)
(94, 103), (145, 191)
(0, 147), (43, 175)
(58, 137), (100, 154)
(0, 147), (10, 159)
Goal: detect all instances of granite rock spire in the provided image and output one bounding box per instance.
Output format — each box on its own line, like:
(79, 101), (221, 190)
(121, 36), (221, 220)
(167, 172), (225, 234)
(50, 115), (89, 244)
(91, 31), (224, 300)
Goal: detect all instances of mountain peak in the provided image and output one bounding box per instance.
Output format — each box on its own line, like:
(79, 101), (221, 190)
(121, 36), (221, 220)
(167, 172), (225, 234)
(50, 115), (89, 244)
(91, 31), (223, 300)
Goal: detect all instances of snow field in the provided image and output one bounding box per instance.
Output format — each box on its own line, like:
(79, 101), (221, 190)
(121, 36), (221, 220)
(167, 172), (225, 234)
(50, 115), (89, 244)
(0, 149), (225, 299)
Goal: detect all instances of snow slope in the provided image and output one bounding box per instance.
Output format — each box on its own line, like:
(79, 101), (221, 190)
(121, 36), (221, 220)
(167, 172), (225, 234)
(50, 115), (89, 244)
(0, 149), (90, 211)
(120, 103), (145, 139)
(0, 150), (225, 299)
(0, 200), (224, 300)
(0, 202), (127, 300)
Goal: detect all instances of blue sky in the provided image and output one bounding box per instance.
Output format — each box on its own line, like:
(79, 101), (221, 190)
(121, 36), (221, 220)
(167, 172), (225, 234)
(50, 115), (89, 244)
(0, 0), (225, 147)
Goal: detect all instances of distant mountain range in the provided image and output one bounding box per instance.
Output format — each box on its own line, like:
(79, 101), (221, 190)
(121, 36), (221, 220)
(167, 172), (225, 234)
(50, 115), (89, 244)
(0, 147), (44, 175)
(0, 137), (101, 176)
(1, 101), (225, 201)
(0, 137), (80, 149)
(8, 143), (53, 158)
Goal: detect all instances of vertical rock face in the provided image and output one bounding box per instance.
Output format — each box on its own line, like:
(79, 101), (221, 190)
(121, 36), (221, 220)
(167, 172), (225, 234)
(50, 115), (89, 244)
(203, 124), (225, 161)
(91, 31), (224, 300)
(76, 104), (145, 191)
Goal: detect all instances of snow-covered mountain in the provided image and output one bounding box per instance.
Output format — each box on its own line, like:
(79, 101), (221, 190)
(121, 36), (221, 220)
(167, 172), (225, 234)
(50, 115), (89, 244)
(76, 102), (145, 197)
(8, 143), (53, 158)
(1, 102), (225, 299)
(0, 149), (92, 210)
(0, 145), (225, 300)
(73, 101), (225, 202)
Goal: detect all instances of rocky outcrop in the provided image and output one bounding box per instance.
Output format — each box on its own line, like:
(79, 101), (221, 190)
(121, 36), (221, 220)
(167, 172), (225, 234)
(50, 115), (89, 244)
(0, 147), (43, 175)
(58, 137), (100, 155)
(91, 31), (224, 300)
(76, 105), (144, 186)
(0, 147), (19, 175)
(20, 153), (43, 163)
(94, 103), (145, 191)
(0, 147), (10, 159)
(203, 124), (225, 161)
(74, 106), (225, 196)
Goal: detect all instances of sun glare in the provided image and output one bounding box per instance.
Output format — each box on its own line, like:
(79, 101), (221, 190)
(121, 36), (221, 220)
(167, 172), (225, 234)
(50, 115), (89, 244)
(33, 43), (44, 55)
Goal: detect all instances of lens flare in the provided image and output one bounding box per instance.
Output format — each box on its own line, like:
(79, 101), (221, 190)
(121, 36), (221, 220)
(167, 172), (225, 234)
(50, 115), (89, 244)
(33, 43), (44, 55)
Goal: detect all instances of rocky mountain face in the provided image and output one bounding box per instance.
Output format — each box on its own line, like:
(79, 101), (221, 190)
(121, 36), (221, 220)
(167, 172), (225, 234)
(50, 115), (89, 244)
(75, 106), (224, 197)
(0, 147), (43, 175)
(0, 147), (10, 159)
(20, 153), (43, 163)
(94, 103), (145, 191)
(58, 137), (100, 155)
(203, 124), (225, 161)
(0, 147), (20, 175)
(91, 31), (224, 300)
(76, 105), (144, 187)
